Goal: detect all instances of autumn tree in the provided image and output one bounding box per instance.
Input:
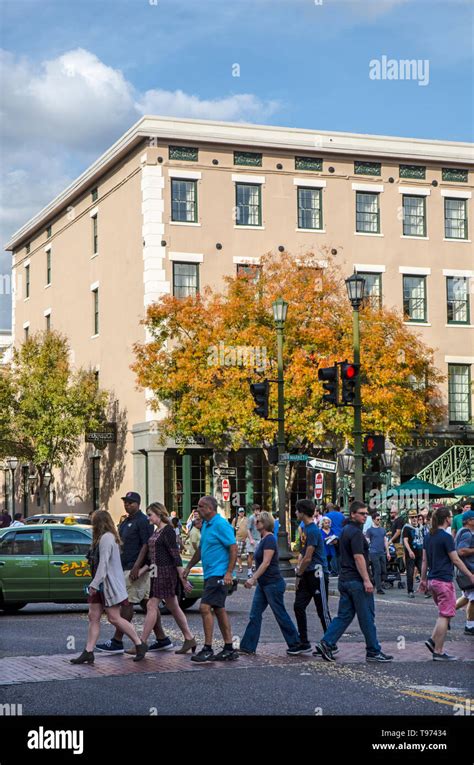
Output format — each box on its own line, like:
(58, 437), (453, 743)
(133, 251), (445, 476)
(0, 331), (108, 506)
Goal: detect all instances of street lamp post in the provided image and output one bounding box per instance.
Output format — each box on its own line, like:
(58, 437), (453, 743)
(43, 467), (52, 513)
(6, 457), (19, 517)
(21, 464), (29, 518)
(272, 297), (293, 577)
(345, 272), (366, 502)
(381, 437), (397, 521)
(338, 444), (355, 514)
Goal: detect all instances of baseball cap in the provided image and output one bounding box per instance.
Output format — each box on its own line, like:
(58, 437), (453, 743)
(238, 507), (245, 513)
(462, 509), (474, 523)
(121, 491), (141, 504)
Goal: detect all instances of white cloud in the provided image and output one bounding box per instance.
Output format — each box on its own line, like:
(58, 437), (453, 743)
(1, 47), (280, 252)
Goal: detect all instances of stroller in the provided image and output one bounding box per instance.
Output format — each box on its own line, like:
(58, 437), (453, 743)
(383, 544), (405, 589)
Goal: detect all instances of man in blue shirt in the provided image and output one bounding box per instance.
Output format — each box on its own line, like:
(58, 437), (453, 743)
(288, 499), (332, 655)
(184, 495), (238, 662)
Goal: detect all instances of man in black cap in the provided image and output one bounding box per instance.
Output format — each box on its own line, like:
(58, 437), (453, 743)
(96, 491), (173, 653)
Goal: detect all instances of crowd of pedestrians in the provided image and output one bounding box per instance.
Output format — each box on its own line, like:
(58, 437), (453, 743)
(69, 491), (474, 666)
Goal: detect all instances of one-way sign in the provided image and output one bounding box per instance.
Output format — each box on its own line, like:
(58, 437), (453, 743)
(213, 467), (237, 477)
(308, 458), (337, 473)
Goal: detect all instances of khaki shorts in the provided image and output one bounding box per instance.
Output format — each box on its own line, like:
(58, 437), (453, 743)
(124, 570), (150, 604)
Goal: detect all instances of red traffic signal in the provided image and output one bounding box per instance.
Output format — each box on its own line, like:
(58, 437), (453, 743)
(340, 361), (359, 405)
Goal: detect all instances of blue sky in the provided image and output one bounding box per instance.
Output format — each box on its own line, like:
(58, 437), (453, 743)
(1, 0), (473, 329)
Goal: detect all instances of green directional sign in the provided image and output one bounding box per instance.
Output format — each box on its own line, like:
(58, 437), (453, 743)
(281, 453), (311, 462)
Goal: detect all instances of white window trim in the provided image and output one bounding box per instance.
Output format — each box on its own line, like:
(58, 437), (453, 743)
(354, 232), (384, 237)
(296, 228), (326, 234)
(352, 183), (384, 193)
(169, 170), (202, 180)
(445, 324), (473, 329)
(441, 190), (471, 199)
(169, 252), (203, 263)
(24, 259), (31, 268)
(232, 174), (265, 185)
(401, 235), (430, 240)
(445, 356), (474, 364)
(234, 225), (265, 230)
(169, 221), (201, 227)
(44, 244), (52, 252)
(399, 187), (431, 196)
(399, 267), (431, 275)
(89, 206), (99, 217)
(443, 238), (471, 243)
(23, 321), (30, 330)
(233, 256), (261, 265)
(43, 308), (51, 317)
(354, 264), (386, 273)
(404, 322), (432, 327)
(90, 281), (99, 291)
(293, 178), (327, 189)
(443, 269), (474, 278)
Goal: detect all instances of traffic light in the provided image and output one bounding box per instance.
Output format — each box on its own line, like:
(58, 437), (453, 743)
(363, 435), (384, 456)
(318, 365), (338, 406)
(340, 361), (359, 405)
(250, 380), (270, 418)
(267, 444), (279, 464)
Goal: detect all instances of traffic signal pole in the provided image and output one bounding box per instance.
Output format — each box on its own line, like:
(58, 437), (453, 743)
(353, 306), (363, 502)
(275, 319), (294, 577)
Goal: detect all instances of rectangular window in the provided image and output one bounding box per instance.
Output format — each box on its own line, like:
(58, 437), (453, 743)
(442, 168), (468, 183)
(93, 289), (99, 335)
(24, 326), (29, 341)
(446, 277), (470, 324)
(295, 156), (323, 172)
(399, 164), (426, 180)
(444, 198), (468, 239)
(359, 272), (382, 309)
(403, 275), (427, 322)
(25, 264), (30, 298)
(45, 313), (51, 331)
(169, 145), (198, 162)
(171, 179), (197, 222)
(173, 262), (199, 299)
(356, 191), (380, 233)
(448, 364), (471, 423)
(46, 250), (51, 285)
(91, 187), (98, 202)
(297, 187), (323, 230)
(354, 161), (381, 176)
(46, 225), (52, 239)
(236, 264), (261, 283)
(235, 183), (262, 226)
(402, 195), (426, 237)
(234, 151), (262, 167)
(92, 215), (98, 254)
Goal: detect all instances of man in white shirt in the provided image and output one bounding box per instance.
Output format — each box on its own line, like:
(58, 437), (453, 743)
(10, 513), (25, 527)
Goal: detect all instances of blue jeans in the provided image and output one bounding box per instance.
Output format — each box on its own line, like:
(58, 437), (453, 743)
(240, 578), (300, 652)
(322, 580), (381, 655)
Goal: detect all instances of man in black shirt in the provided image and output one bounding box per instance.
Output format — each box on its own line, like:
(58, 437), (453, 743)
(315, 501), (393, 663)
(96, 491), (172, 654)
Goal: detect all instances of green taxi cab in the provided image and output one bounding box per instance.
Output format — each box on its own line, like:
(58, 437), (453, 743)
(0, 523), (225, 613)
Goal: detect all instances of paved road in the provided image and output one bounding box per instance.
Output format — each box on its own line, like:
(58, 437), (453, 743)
(1, 582), (472, 717)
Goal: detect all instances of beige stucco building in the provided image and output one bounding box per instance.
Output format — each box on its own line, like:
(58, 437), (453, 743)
(5, 116), (474, 520)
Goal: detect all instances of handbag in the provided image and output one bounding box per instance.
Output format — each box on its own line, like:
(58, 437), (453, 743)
(456, 571), (474, 591)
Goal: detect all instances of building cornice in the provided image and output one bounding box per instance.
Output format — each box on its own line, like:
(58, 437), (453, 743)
(5, 115), (474, 251)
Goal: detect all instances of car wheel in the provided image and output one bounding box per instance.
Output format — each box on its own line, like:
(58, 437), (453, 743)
(1, 602), (28, 613)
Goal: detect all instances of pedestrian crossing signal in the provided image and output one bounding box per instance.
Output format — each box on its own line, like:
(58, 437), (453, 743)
(363, 435), (385, 456)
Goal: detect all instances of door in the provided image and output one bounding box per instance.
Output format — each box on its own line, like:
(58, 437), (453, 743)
(47, 527), (92, 601)
(0, 529), (49, 601)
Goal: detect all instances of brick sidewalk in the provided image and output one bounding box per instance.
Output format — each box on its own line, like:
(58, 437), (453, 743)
(1, 641), (472, 686)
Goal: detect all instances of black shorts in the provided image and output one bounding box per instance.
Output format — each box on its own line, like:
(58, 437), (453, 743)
(201, 577), (228, 609)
